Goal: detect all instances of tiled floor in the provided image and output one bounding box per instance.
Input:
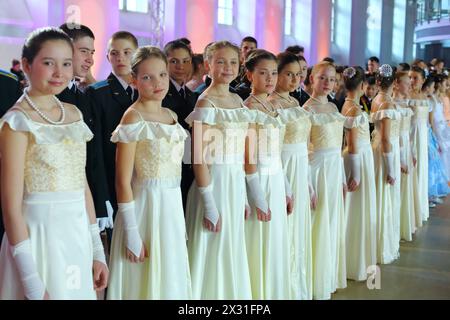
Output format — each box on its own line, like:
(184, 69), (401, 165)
(333, 196), (450, 300)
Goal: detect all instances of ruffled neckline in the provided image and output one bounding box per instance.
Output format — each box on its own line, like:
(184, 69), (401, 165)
(0, 109), (93, 144)
(185, 106), (254, 126)
(111, 120), (187, 143)
(370, 108), (401, 122)
(277, 106), (310, 123)
(343, 112), (369, 129)
(308, 111), (346, 125)
(409, 99), (429, 107)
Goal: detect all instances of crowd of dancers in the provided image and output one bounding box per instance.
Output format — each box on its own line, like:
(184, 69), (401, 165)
(0, 24), (449, 300)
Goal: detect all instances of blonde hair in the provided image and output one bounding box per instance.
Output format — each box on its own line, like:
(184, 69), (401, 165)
(311, 61), (336, 77)
(205, 41), (240, 62)
(131, 46), (167, 77)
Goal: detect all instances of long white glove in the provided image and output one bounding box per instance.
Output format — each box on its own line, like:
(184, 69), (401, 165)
(246, 173), (269, 213)
(284, 174), (293, 199)
(198, 184), (220, 227)
(347, 153), (361, 184)
(118, 201), (142, 257)
(383, 152), (395, 180)
(10, 239), (45, 300)
(96, 201), (114, 232)
(89, 224), (107, 265)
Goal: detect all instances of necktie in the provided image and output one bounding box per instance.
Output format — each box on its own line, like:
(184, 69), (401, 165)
(126, 86), (133, 100)
(179, 87), (185, 99)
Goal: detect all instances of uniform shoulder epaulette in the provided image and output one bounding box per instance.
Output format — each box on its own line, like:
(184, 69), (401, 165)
(90, 79), (109, 90)
(0, 69), (18, 81)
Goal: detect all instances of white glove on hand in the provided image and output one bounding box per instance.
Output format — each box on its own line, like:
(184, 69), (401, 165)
(10, 239), (45, 300)
(105, 201), (114, 229)
(383, 152), (395, 180)
(118, 201), (143, 258)
(89, 224), (107, 265)
(198, 184), (220, 227)
(348, 153), (361, 184)
(284, 174), (293, 199)
(246, 173), (269, 213)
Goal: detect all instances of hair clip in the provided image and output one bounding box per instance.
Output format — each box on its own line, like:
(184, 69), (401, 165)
(379, 64), (393, 78)
(343, 67), (356, 79)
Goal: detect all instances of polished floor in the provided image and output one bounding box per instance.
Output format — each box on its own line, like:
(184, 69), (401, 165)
(333, 195), (450, 300)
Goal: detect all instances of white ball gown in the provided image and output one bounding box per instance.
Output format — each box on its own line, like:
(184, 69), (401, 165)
(107, 110), (192, 300)
(0, 108), (97, 300)
(185, 101), (253, 300)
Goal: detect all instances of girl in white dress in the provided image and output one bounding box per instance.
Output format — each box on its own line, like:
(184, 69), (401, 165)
(268, 52), (313, 300)
(0, 27), (108, 300)
(303, 61), (347, 300)
(393, 71), (416, 241)
(185, 41), (256, 300)
(341, 67), (377, 281)
(408, 67), (429, 225)
(244, 49), (291, 300)
(371, 65), (401, 264)
(107, 46), (191, 300)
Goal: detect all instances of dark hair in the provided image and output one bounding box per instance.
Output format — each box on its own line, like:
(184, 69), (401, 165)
(12, 59), (20, 66)
(241, 36), (258, 47)
(365, 76), (376, 86)
(177, 37), (191, 46)
(303, 67), (313, 86)
(322, 57), (335, 64)
(410, 65), (426, 80)
(276, 52), (300, 73)
(245, 49), (277, 72)
(191, 53), (204, 74)
(131, 46), (167, 77)
(343, 66), (365, 91)
(368, 56), (380, 63)
(22, 27), (73, 64)
(59, 23), (95, 41)
(376, 65), (395, 90)
(163, 40), (193, 58)
(108, 31), (138, 49)
(285, 45), (304, 55)
(421, 75), (435, 92)
(335, 65), (345, 74)
(298, 56), (307, 63)
(398, 62), (410, 71)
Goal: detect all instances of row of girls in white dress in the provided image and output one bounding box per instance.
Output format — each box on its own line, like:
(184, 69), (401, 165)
(0, 27), (445, 301)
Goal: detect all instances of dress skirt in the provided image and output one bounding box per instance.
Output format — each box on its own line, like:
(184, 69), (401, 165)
(281, 143), (313, 300)
(0, 190), (96, 300)
(186, 158), (252, 300)
(245, 157), (290, 300)
(310, 148), (347, 300)
(400, 132), (416, 241)
(107, 177), (191, 300)
(343, 142), (377, 281)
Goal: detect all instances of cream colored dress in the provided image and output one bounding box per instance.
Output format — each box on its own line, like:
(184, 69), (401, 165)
(343, 109), (377, 281)
(245, 110), (291, 300)
(185, 103), (253, 300)
(278, 106), (313, 300)
(0, 108), (96, 300)
(371, 108), (401, 264)
(409, 99), (430, 226)
(396, 99), (416, 241)
(107, 110), (191, 300)
(305, 102), (347, 300)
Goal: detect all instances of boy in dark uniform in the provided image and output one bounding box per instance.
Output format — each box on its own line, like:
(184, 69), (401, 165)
(86, 31), (138, 217)
(162, 40), (198, 210)
(58, 23), (112, 232)
(0, 69), (22, 240)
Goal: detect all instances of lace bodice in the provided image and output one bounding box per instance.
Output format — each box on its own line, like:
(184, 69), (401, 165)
(278, 107), (311, 145)
(409, 99), (430, 122)
(0, 109), (93, 193)
(343, 111), (371, 145)
(370, 108), (401, 141)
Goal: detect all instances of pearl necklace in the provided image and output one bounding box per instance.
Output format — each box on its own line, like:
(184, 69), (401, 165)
(24, 89), (66, 125)
(310, 96), (328, 104)
(274, 91), (297, 105)
(344, 98), (363, 109)
(250, 94), (278, 116)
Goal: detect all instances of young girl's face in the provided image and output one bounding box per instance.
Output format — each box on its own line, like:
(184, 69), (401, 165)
(311, 66), (336, 96)
(134, 57), (169, 101)
(396, 75), (410, 96)
(277, 62), (301, 93)
(409, 71), (424, 92)
(424, 82), (435, 95)
(208, 47), (239, 84)
(23, 40), (73, 95)
(249, 59), (278, 94)
(299, 60), (308, 84)
(167, 48), (192, 84)
(107, 38), (136, 77)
